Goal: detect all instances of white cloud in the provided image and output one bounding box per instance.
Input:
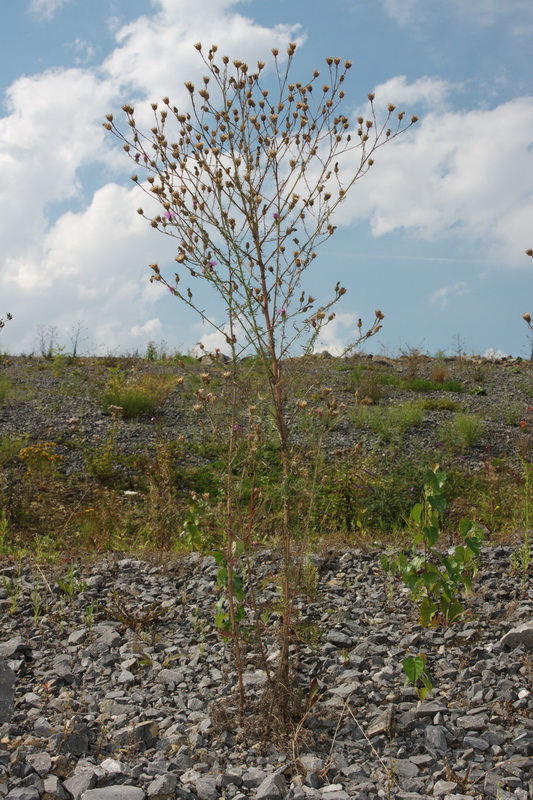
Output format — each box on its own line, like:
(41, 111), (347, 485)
(382, 0), (533, 31)
(29, 0), (74, 21)
(103, 0), (303, 106)
(335, 93), (533, 267)
(363, 75), (453, 115)
(430, 282), (469, 308)
(71, 39), (96, 66)
(483, 347), (509, 359)
(311, 312), (366, 356)
(131, 318), (163, 338)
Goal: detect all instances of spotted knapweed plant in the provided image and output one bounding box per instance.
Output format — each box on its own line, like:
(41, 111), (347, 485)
(106, 42), (418, 718)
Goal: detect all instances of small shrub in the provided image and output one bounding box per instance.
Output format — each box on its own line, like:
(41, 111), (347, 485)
(438, 413), (485, 451)
(350, 401), (424, 442)
(0, 434), (27, 465)
(423, 398), (462, 412)
(381, 467), (484, 626)
(430, 363), (448, 384)
(101, 368), (177, 418)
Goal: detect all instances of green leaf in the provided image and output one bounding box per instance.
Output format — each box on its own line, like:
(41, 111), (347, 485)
(423, 524), (440, 548)
(217, 566), (228, 587)
(410, 503), (423, 524)
(402, 654), (426, 685)
(419, 598), (438, 627)
(428, 494), (446, 516)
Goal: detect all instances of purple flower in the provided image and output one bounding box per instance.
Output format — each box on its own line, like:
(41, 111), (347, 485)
(209, 260), (217, 267)
(163, 209), (177, 222)
(277, 307), (287, 317)
(273, 212), (279, 221)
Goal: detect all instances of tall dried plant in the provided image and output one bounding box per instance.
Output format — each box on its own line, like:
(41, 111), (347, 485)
(106, 42), (417, 717)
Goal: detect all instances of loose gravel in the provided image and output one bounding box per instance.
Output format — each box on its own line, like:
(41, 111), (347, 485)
(0, 546), (532, 800)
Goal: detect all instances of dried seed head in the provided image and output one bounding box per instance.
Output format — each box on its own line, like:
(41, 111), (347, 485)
(523, 313), (532, 323)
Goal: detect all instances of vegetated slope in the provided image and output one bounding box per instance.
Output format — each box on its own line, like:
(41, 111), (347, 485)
(0, 352), (531, 551)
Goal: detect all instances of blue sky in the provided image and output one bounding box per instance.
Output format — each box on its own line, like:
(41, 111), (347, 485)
(1, 0), (532, 357)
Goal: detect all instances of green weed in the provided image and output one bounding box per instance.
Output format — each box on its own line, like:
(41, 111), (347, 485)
(101, 367), (177, 418)
(402, 653), (433, 700)
(438, 413), (485, 451)
(381, 467), (484, 627)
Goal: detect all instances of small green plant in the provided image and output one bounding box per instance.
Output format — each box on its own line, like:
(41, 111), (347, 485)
(438, 413), (485, 451)
(19, 441), (63, 477)
(57, 565), (87, 600)
(512, 459), (532, 586)
(0, 433), (28, 466)
(402, 653), (433, 700)
(0, 510), (9, 554)
(145, 340), (168, 361)
(380, 467), (484, 626)
(85, 602), (95, 631)
(32, 582), (43, 625)
(0, 375), (11, 405)
(3, 563), (22, 613)
(101, 367), (177, 418)
(422, 397), (462, 412)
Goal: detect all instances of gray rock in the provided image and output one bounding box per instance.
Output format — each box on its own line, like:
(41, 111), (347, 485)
(63, 770), (98, 800)
(42, 775), (69, 800)
(500, 621), (533, 650)
(325, 630), (353, 648)
(5, 789), (41, 800)
(146, 775), (177, 798)
(0, 656), (16, 723)
(242, 767), (267, 789)
(82, 790), (145, 800)
(255, 773), (288, 800)
(432, 779), (460, 796)
(366, 705), (394, 737)
(194, 775), (219, 800)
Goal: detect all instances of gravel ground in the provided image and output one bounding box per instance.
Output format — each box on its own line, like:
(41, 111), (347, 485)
(0, 353), (533, 475)
(0, 546), (532, 800)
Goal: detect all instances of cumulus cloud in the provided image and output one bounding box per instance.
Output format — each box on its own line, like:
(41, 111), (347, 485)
(335, 91), (533, 267)
(103, 0), (303, 108)
(310, 312), (367, 357)
(430, 282), (469, 308)
(29, 0), (74, 21)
